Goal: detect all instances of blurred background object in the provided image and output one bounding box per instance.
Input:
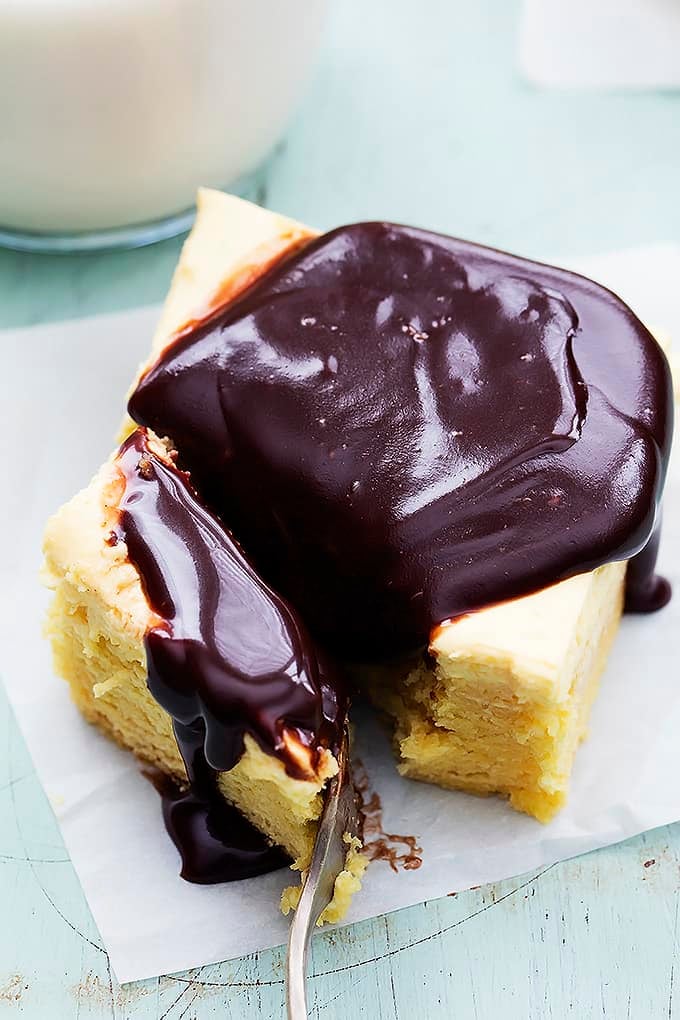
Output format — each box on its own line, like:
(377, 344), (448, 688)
(520, 0), (680, 90)
(0, 0), (326, 251)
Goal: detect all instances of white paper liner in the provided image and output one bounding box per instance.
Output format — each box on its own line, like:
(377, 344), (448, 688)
(1, 244), (678, 983)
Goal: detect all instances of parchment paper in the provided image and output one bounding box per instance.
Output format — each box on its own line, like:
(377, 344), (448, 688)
(1, 244), (679, 983)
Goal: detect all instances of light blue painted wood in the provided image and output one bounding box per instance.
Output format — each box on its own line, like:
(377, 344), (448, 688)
(2, 1), (679, 1016)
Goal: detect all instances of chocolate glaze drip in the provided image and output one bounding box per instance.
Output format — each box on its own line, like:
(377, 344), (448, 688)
(115, 429), (345, 881)
(147, 729), (288, 884)
(625, 519), (672, 613)
(129, 223), (674, 659)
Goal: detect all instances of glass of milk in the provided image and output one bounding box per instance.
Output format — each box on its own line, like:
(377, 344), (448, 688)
(0, 0), (327, 251)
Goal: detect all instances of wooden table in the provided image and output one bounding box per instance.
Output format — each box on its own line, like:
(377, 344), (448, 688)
(2, 2), (679, 1016)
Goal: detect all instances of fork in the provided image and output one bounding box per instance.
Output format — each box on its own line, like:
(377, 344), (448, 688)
(285, 727), (359, 1019)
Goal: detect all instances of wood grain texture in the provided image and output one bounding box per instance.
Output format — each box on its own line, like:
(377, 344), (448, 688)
(2, 0), (679, 1016)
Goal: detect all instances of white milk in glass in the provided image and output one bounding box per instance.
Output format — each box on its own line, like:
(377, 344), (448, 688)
(0, 0), (326, 237)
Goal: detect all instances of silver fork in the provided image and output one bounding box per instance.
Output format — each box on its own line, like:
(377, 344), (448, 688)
(285, 727), (359, 1020)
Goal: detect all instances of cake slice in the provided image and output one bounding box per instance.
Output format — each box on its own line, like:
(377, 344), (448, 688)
(43, 194), (370, 916)
(44, 445), (366, 922)
(44, 184), (671, 917)
(122, 188), (671, 821)
(42, 436), (357, 880)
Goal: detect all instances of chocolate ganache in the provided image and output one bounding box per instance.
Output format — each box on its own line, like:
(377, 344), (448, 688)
(114, 429), (345, 881)
(129, 223), (673, 660)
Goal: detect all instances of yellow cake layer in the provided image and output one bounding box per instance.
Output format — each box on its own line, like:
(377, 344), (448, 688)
(367, 562), (626, 821)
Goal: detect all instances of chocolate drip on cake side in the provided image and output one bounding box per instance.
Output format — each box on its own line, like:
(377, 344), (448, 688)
(114, 429), (346, 883)
(129, 222), (674, 659)
(625, 518), (672, 613)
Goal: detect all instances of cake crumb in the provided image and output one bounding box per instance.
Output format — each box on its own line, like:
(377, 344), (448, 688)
(354, 758), (423, 872)
(137, 456), (154, 480)
(280, 834), (367, 925)
(0, 975), (26, 1003)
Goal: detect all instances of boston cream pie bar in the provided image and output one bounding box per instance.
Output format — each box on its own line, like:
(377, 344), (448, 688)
(43, 189), (673, 910)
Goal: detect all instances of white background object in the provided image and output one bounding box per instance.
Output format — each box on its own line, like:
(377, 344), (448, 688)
(1, 245), (679, 983)
(0, 0), (326, 233)
(519, 0), (680, 89)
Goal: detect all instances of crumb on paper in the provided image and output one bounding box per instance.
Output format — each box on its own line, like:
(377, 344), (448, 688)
(0, 975), (26, 1003)
(355, 757), (423, 872)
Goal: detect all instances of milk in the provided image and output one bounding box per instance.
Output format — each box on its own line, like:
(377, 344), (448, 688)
(0, 0), (326, 236)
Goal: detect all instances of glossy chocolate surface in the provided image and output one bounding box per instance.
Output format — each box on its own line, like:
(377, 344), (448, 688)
(115, 429), (344, 881)
(130, 223), (673, 659)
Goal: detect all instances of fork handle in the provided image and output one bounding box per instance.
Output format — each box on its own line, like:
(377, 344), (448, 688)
(286, 909), (311, 1019)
